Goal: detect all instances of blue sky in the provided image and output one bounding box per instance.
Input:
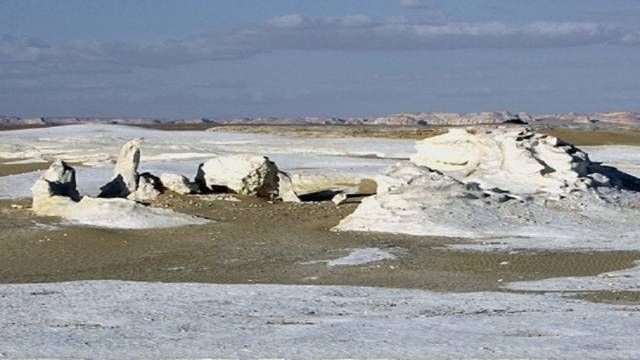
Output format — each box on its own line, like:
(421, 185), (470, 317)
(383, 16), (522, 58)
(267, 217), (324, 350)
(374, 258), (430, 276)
(1, 0), (639, 118)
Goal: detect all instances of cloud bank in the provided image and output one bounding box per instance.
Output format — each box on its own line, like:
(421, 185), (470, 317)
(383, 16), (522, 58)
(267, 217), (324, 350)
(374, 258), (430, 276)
(1, 15), (639, 71)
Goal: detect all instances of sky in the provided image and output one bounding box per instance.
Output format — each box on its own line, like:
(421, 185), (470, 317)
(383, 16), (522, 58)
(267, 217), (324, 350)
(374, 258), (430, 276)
(1, 0), (639, 118)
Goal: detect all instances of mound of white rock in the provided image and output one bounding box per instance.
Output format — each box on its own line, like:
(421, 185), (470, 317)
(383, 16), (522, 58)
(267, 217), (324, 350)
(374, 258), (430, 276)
(335, 127), (640, 249)
(410, 127), (609, 197)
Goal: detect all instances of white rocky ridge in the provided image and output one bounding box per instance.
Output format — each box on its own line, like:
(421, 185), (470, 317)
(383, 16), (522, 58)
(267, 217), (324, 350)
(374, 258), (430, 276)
(196, 154), (279, 199)
(336, 127), (640, 250)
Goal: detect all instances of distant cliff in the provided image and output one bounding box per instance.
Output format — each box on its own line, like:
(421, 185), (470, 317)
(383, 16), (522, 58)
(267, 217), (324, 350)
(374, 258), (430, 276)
(2, 111), (639, 127)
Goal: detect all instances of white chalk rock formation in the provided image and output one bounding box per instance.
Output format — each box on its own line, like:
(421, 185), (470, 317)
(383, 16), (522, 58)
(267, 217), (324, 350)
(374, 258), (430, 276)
(99, 139), (142, 198)
(31, 159), (80, 207)
(32, 162), (206, 229)
(160, 173), (197, 195)
(277, 171), (301, 203)
(334, 162), (640, 244)
(196, 155), (279, 199)
(410, 127), (604, 197)
(336, 128), (640, 248)
(128, 173), (162, 202)
(335, 163), (518, 238)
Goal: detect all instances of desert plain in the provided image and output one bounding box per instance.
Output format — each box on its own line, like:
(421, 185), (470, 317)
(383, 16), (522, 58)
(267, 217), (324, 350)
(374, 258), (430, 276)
(1, 122), (640, 358)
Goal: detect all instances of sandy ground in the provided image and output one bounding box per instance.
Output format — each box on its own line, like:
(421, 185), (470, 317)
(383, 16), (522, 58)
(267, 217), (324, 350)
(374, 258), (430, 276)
(139, 123), (640, 145)
(0, 158), (52, 177)
(2, 195), (640, 301)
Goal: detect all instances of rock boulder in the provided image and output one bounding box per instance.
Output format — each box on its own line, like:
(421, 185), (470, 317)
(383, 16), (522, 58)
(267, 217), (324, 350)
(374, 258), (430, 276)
(196, 155), (279, 199)
(128, 173), (162, 202)
(31, 159), (80, 209)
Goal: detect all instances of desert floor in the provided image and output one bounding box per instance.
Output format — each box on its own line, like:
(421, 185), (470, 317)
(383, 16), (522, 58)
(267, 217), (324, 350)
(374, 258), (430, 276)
(1, 124), (640, 358)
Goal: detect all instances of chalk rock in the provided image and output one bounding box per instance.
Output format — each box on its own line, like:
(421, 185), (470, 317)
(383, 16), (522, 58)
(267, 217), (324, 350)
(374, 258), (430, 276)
(334, 163), (520, 237)
(196, 155), (279, 199)
(333, 162), (640, 244)
(31, 159), (80, 208)
(332, 192), (348, 205)
(160, 173), (197, 195)
(99, 139), (142, 198)
(31, 162), (206, 229)
(128, 173), (162, 202)
(278, 171), (301, 203)
(410, 127), (601, 197)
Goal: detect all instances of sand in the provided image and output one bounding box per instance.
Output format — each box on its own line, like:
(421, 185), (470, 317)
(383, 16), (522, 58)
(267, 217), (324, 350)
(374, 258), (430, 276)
(146, 123), (640, 145)
(0, 158), (52, 177)
(2, 195), (639, 299)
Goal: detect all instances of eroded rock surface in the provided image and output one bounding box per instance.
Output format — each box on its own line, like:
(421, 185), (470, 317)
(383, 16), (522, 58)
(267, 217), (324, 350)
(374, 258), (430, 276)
(196, 155), (279, 199)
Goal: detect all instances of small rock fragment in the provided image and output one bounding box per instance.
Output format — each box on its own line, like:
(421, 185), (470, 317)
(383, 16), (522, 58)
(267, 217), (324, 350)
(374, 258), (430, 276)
(332, 192), (348, 205)
(278, 171), (301, 203)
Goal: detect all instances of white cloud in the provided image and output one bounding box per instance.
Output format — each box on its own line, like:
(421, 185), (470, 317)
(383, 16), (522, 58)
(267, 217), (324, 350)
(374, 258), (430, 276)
(400, 0), (429, 9)
(268, 14), (306, 28)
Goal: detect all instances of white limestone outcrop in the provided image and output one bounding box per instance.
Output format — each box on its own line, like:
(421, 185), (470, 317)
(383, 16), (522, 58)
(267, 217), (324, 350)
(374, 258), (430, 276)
(410, 127), (609, 197)
(31, 161), (206, 229)
(335, 128), (640, 248)
(196, 155), (279, 199)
